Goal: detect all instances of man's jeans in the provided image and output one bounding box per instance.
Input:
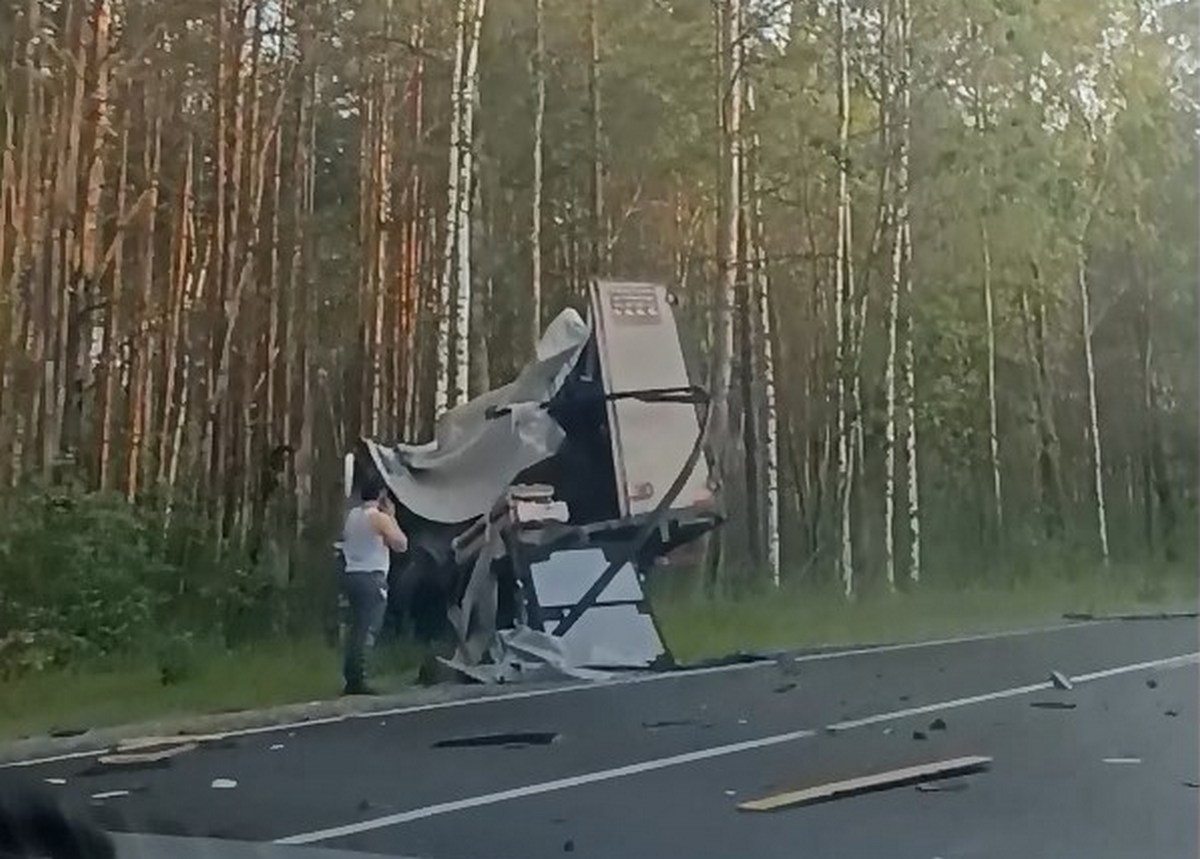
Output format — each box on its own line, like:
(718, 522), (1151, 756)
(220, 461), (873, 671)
(342, 571), (388, 689)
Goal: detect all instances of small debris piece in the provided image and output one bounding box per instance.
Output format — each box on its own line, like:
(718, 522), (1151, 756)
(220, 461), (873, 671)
(1184, 781), (1199, 789)
(723, 789), (736, 797)
(562, 839), (575, 853)
(641, 719), (695, 730)
(210, 778), (239, 789)
(737, 719), (748, 725)
(1049, 671), (1073, 691)
(773, 682), (798, 694)
(916, 780), (968, 793)
(899, 695), (911, 702)
(912, 730), (928, 741)
(49, 727), (87, 738)
(1165, 710), (1179, 718)
(1146, 678), (1158, 689)
(1101, 757), (1141, 765)
(97, 742), (197, 767)
(882, 727), (894, 735)
(44, 778), (67, 786)
(357, 799), (373, 812)
(737, 756), (992, 812)
(269, 744), (285, 750)
(434, 731), (558, 749)
(90, 790), (131, 800)
(1030, 701), (1076, 710)
(929, 718), (947, 732)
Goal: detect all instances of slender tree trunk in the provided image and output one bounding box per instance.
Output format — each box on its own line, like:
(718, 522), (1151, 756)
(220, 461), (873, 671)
(95, 115), (128, 491)
(435, 0), (468, 416)
(981, 212), (1003, 533)
(452, 0), (486, 407)
(1077, 248), (1109, 562)
(897, 0), (920, 583)
(587, 0), (604, 276)
(530, 0), (545, 353)
(834, 0), (855, 597)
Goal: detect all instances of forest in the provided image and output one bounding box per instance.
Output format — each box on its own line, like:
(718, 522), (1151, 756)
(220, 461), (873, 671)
(0, 0), (1196, 682)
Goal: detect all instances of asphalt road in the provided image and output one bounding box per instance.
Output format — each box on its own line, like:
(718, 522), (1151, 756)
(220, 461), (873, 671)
(2, 618), (1197, 859)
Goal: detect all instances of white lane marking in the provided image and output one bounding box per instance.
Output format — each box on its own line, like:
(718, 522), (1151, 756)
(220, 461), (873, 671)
(276, 650), (1198, 845)
(274, 728), (820, 845)
(1102, 757), (1142, 765)
(0, 619), (1107, 770)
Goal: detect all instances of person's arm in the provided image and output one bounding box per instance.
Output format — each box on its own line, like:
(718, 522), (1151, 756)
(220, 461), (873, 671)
(368, 508), (409, 553)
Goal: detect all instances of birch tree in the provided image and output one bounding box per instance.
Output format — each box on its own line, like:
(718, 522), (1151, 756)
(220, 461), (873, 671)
(530, 0), (545, 351)
(834, 0), (855, 597)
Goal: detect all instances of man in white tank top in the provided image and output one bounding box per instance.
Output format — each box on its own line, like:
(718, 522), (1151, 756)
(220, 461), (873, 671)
(340, 475), (408, 695)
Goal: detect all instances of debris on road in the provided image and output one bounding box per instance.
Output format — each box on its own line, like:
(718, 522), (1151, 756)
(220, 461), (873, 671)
(1146, 678), (1158, 689)
(210, 778), (239, 789)
(882, 727), (894, 735)
(929, 718), (947, 732)
(1049, 671), (1073, 690)
(723, 789), (737, 797)
(1030, 701), (1077, 710)
(1184, 781), (1199, 789)
(97, 742), (197, 768)
(916, 780), (969, 793)
(90, 790), (131, 800)
(1165, 709), (1179, 718)
(1063, 610), (1197, 621)
(562, 839), (575, 852)
(43, 778), (66, 786)
(641, 719), (696, 730)
(912, 730), (928, 741)
(269, 743), (285, 750)
(1101, 757), (1141, 765)
(773, 682), (798, 694)
(737, 756), (992, 812)
(433, 731), (558, 749)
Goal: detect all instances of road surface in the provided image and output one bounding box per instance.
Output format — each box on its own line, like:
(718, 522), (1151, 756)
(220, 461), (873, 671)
(2, 618), (1197, 859)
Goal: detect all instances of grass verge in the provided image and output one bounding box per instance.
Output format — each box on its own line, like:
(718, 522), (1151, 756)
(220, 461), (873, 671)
(2, 569), (1195, 742)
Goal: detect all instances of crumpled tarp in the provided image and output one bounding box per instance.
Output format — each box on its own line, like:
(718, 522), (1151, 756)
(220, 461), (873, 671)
(365, 308), (591, 525)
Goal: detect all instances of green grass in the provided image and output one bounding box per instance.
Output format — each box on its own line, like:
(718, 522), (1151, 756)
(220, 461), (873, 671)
(2, 568), (1195, 743)
(656, 567), (1198, 662)
(0, 637), (424, 742)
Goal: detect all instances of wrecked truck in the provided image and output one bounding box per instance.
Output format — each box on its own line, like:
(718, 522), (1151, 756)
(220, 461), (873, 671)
(343, 279), (721, 680)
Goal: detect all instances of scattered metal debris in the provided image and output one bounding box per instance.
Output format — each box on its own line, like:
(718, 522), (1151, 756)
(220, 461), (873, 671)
(1101, 757), (1141, 765)
(210, 778), (239, 789)
(929, 718), (947, 732)
(434, 731), (558, 749)
(90, 790), (131, 800)
(882, 727), (895, 735)
(773, 682), (798, 694)
(97, 742), (197, 768)
(43, 778), (66, 786)
(1049, 671), (1073, 691)
(912, 730), (928, 741)
(899, 695), (910, 702)
(1165, 710), (1179, 718)
(723, 789), (737, 797)
(641, 719), (696, 730)
(1064, 610), (1197, 621)
(49, 727), (87, 738)
(737, 719), (748, 725)
(916, 780), (969, 793)
(269, 743), (285, 750)
(737, 756), (992, 811)
(562, 839), (576, 853)
(1146, 678), (1158, 689)
(1184, 781), (1199, 789)
(1030, 701), (1077, 710)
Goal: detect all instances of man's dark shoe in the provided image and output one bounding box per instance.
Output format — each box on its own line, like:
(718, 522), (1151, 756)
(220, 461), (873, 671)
(342, 682), (381, 696)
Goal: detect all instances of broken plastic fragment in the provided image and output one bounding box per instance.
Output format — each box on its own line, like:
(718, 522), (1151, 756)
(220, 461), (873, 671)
(1049, 670), (1073, 691)
(210, 778), (238, 789)
(44, 778), (67, 786)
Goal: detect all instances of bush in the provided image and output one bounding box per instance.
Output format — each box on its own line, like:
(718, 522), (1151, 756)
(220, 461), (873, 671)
(0, 488), (171, 676)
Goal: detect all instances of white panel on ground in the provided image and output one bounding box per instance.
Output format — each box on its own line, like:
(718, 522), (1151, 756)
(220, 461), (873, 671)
(530, 548), (643, 607)
(559, 604), (665, 668)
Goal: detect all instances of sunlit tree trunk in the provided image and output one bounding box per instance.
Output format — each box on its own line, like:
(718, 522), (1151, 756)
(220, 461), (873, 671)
(530, 0), (545, 353)
(834, 0), (855, 598)
(587, 0), (605, 275)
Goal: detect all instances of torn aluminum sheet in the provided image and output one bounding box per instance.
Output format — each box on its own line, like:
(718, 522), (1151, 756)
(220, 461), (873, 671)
(438, 627), (615, 685)
(365, 308), (591, 525)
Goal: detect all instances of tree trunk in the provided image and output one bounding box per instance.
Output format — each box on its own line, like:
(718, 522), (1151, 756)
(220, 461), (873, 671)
(452, 0), (486, 407)
(981, 212), (1003, 534)
(530, 0), (545, 354)
(587, 0), (605, 275)
(435, 0), (468, 416)
(898, 0), (920, 584)
(95, 114), (128, 491)
(1077, 248), (1109, 562)
(834, 0), (855, 598)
